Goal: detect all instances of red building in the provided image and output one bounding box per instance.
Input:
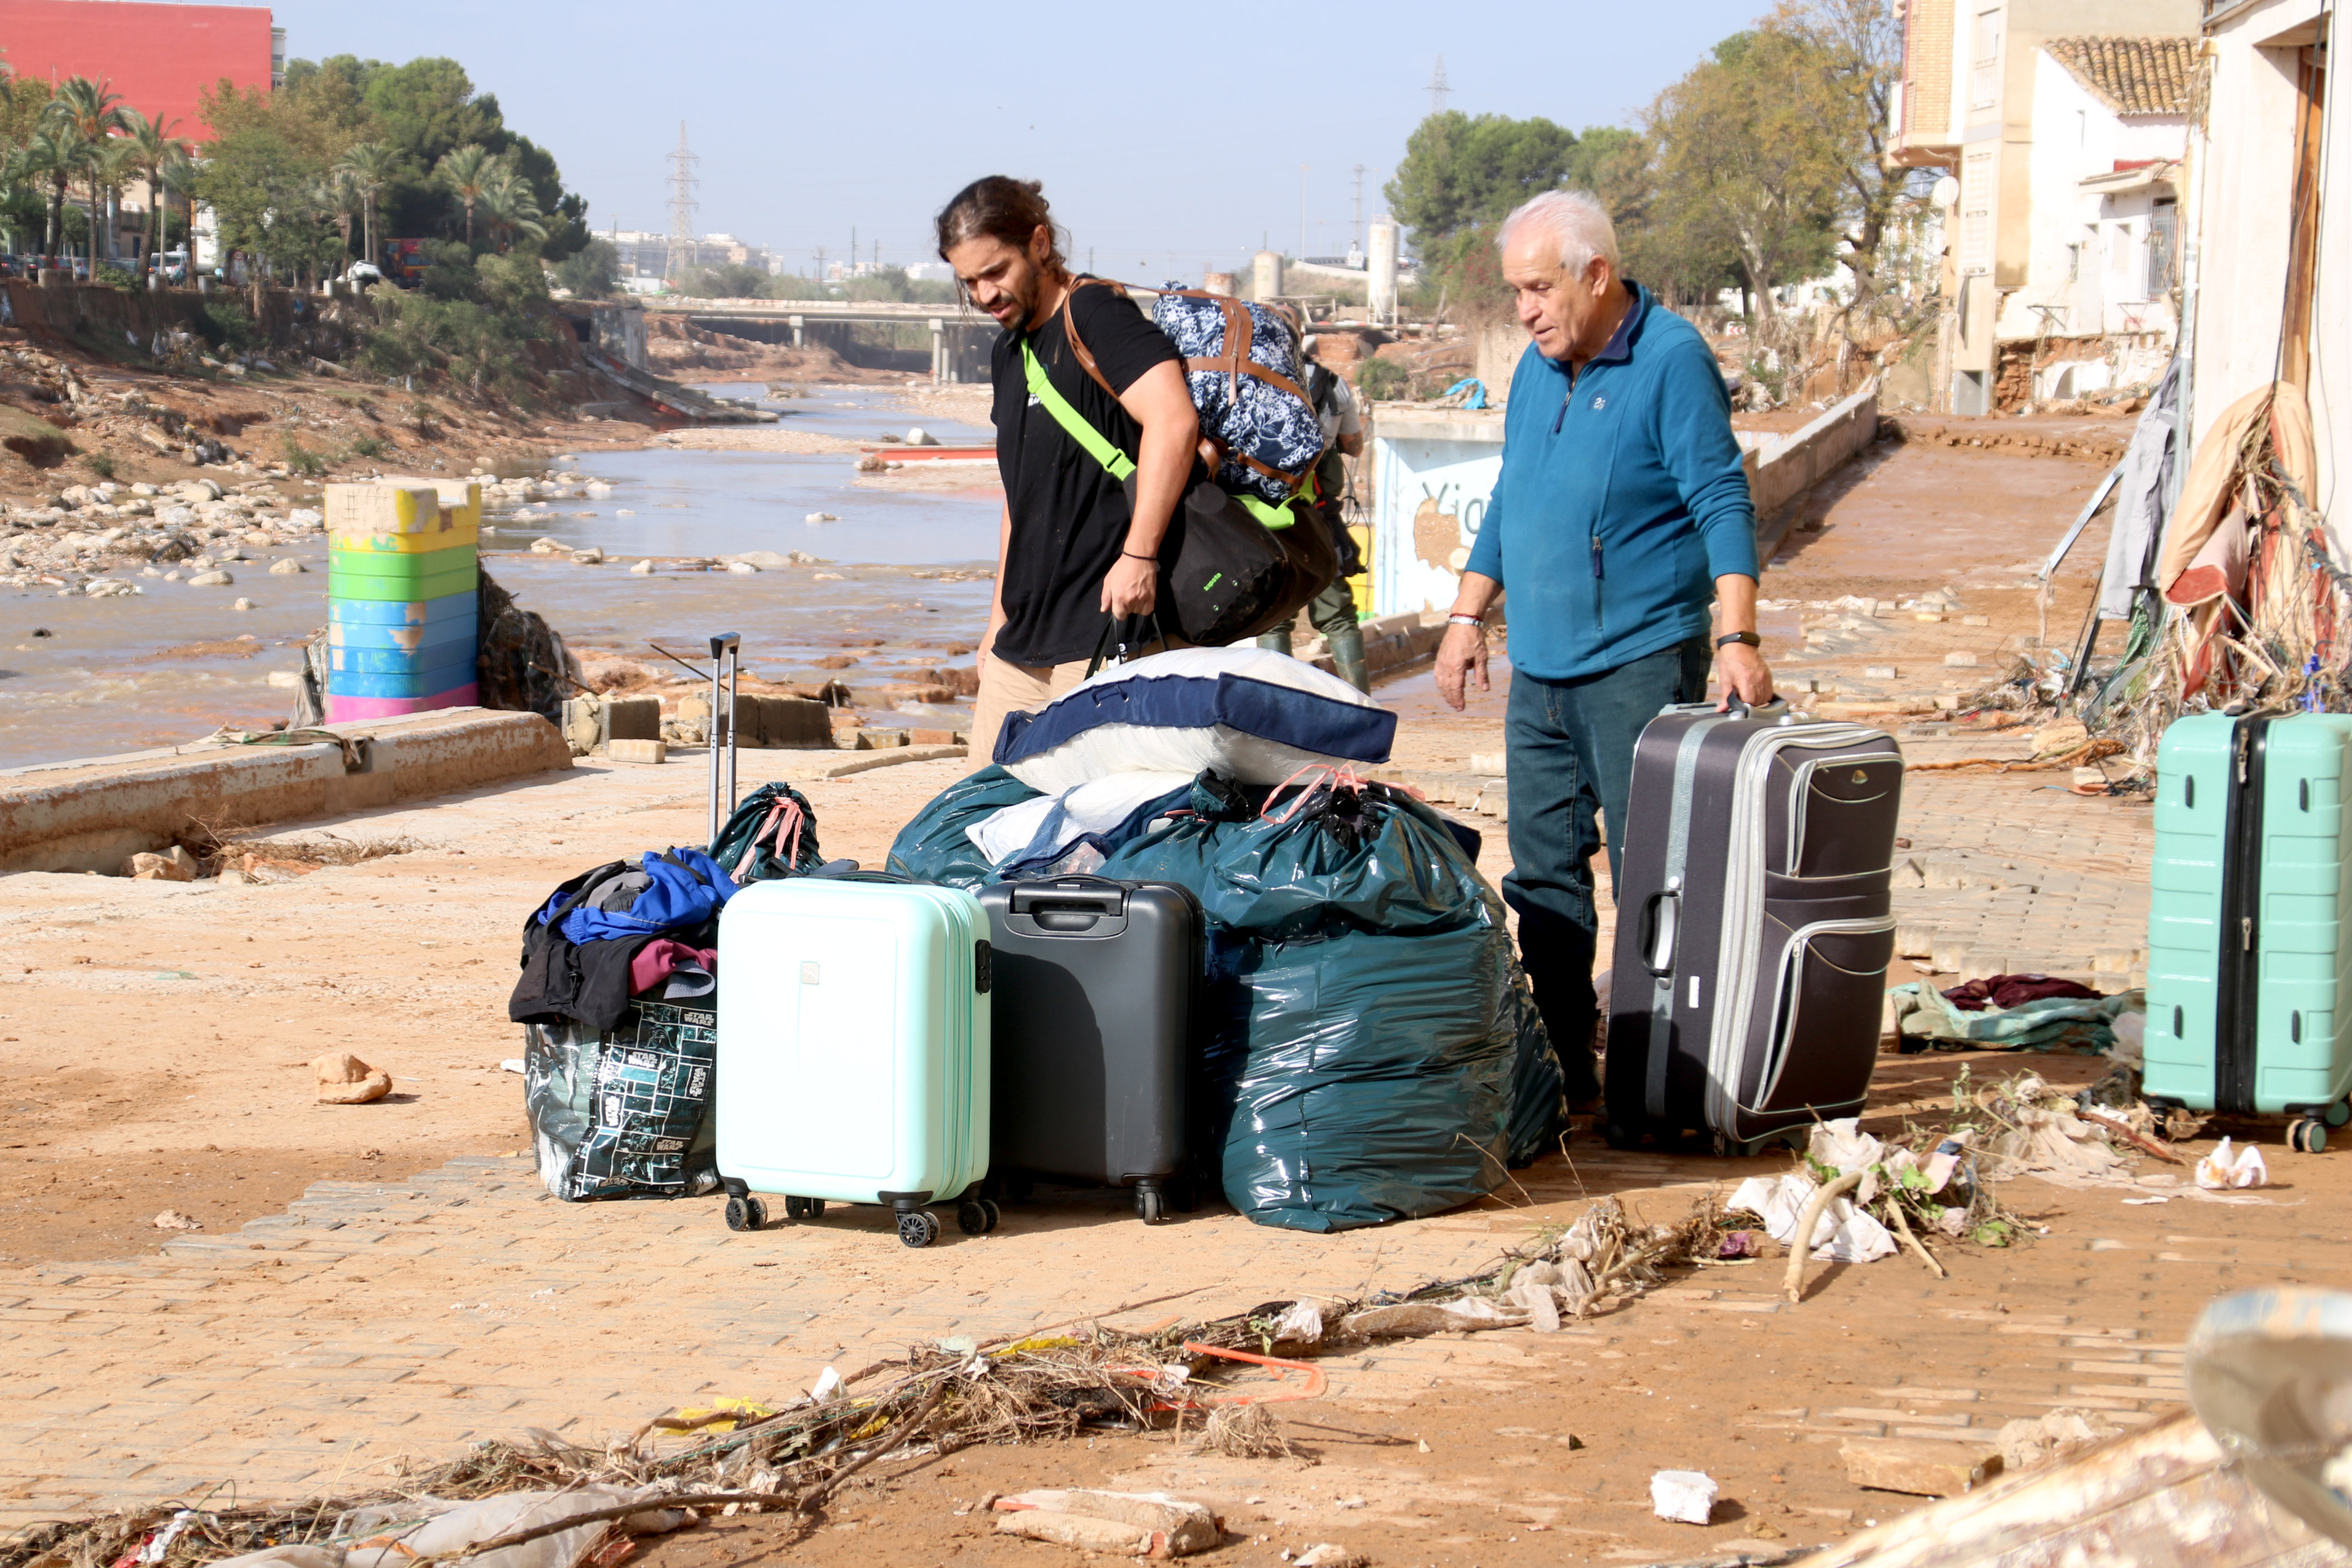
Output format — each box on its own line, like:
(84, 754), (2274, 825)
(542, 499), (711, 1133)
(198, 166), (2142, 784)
(0, 1), (279, 143)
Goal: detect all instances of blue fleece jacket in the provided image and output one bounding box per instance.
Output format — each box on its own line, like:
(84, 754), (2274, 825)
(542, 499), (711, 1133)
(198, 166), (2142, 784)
(1463, 284), (1758, 681)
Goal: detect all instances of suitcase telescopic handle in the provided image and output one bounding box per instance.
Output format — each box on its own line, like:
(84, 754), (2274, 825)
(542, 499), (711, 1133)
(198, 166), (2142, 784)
(1641, 890), (1682, 977)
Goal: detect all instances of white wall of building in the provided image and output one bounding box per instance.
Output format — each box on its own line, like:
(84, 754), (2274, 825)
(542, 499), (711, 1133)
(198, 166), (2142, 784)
(2185, 0), (2346, 520)
(1999, 49), (2186, 342)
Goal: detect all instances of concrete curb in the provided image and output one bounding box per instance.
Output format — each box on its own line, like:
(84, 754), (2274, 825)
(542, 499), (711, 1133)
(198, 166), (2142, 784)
(0, 708), (572, 875)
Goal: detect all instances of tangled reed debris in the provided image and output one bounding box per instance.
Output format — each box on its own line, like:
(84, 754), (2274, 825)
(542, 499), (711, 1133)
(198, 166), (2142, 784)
(2, 1196), (1727, 1568)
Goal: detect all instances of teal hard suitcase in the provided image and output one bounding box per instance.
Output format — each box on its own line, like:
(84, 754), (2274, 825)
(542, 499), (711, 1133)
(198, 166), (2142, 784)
(2144, 711), (2352, 1149)
(714, 875), (995, 1245)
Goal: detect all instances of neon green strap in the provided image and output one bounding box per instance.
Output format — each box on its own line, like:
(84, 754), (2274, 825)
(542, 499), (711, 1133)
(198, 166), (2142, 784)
(1022, 341), (1136, 481)
(1235, 492), (1299, 530)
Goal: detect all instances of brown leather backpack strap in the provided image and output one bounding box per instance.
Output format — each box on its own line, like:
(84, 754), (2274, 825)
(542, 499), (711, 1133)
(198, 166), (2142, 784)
(1055, 277), (1125, 400)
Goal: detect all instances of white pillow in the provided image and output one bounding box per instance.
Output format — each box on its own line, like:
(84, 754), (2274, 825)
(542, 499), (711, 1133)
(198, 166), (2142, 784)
(995, 646), (1395, 793)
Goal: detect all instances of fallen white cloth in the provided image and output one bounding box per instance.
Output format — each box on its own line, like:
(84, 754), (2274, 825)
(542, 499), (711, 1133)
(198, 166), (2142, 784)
(1728, 1170), (1897, 1264)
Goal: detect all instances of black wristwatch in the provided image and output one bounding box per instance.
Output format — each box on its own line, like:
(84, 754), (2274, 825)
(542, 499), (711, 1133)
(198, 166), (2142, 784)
(1716, 631), (1762, 649)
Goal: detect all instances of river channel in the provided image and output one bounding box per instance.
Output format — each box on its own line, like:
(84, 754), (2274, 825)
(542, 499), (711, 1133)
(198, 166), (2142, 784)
(0, 385), (1004, 770)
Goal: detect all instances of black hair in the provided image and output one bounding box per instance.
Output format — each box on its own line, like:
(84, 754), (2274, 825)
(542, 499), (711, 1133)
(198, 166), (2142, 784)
(934, 176), (1067, 269)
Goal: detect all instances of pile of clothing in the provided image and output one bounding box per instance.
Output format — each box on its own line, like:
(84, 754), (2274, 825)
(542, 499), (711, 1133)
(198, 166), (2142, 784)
(1887, 972), (2143, 1054)
(508, 847), (738, 1202)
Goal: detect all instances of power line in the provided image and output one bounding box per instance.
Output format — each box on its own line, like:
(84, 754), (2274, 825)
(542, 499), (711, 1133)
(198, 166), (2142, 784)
(663, 123), (699, 281)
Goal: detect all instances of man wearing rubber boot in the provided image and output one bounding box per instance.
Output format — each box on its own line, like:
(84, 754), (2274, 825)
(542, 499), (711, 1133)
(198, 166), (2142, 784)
(1256, 335), (1371, 692)
(938, 176), (1201, 764)
(1433, 190), (1773, 1106)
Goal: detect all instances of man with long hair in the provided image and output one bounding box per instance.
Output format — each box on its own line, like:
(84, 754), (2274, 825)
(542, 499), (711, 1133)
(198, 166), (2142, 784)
(935, 176), (1200, 763)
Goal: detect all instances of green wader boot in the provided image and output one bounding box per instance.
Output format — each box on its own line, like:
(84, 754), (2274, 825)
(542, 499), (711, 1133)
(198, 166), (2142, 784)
(1324, 612), (1370, 694)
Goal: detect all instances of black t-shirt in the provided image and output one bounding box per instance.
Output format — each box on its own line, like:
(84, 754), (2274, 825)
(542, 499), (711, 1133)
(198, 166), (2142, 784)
(989, 279), (1183, 668)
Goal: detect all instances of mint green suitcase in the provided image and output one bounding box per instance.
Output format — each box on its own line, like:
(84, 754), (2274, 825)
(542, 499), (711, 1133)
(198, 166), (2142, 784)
(2145, 712), (2352, 1150)
(714, 875), (994, 1245)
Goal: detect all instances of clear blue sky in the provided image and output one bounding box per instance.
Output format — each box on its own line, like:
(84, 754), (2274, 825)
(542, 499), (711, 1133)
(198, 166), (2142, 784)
(258, 0), (1770, 274)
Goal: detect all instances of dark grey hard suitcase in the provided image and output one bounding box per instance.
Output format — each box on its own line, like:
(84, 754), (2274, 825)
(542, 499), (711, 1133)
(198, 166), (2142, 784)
(979, 875), (1200, 1223)
(1603, 700), (1903, 1154)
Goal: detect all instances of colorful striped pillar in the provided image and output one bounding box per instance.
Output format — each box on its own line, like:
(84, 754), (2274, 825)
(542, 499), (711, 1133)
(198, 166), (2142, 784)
(324, 479), (482, 722)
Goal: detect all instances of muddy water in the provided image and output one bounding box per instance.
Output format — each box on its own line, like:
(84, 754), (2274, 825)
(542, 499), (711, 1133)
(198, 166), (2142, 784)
(0, 387), (1004, 771)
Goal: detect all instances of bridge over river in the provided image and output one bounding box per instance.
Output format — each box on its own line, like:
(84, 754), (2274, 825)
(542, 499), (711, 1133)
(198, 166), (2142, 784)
(642, 297), (1000, 382)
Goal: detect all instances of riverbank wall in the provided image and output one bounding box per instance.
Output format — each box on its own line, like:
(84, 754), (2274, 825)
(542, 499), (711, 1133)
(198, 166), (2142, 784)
(0, 708), (571, 875)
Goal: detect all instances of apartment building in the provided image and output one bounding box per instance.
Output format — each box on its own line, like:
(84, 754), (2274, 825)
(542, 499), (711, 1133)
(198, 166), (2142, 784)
(1892, 0), (2199, 411)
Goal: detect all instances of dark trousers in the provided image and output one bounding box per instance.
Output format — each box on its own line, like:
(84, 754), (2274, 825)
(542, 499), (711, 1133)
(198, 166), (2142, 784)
(1502, 638), (1712, 1101)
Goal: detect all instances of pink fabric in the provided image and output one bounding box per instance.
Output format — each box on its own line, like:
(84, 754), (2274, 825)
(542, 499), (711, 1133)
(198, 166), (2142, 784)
(631, 938), (716, 997)
(324, 684), (480, 721)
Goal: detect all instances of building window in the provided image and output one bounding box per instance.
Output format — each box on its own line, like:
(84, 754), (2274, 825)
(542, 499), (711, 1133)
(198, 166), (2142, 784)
(1971, 6), (2002, 110)
(2148, 200), (2179, 297)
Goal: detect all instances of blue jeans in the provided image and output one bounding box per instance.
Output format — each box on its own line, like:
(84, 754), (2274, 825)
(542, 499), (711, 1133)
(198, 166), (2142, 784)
(1503, 638), (1712, 1101)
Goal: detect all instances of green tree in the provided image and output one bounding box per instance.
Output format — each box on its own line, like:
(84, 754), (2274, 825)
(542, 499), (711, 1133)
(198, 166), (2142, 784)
(43, 76), (127, 261)
(475, 160), (546, 252)
(118, 108), (189, 267)
(1647, 29), (1847, 323)
(22, 122), (75, 259)
(434, 142), (492, 244)
(1385, 111), (1580, 254)
(333, 140), (399, 265)
(1771, 0), (1914, 318)
(551, 236), (619, 298)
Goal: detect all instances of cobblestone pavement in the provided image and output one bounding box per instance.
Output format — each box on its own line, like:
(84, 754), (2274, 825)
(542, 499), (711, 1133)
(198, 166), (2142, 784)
(7, 1095), (2342, 1533)
(0, 695), (2195, 1534)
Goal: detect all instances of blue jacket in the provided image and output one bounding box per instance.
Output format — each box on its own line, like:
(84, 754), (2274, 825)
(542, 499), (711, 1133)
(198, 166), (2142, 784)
(1464, 284), (1757, 681)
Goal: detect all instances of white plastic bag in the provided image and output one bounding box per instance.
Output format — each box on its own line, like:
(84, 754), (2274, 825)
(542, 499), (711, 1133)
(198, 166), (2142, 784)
(1728, 1171), (1897, 1264)
(2195, 1137), (2268, 1190)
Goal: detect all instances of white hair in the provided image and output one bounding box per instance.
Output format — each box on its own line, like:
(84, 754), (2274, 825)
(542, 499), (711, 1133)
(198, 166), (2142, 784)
(1496, 189), (1619, 276)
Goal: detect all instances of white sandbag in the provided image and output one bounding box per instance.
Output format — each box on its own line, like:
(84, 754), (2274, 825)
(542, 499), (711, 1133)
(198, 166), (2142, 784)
(995, 646), (1395, 792)
(967, 772), (1196, 869)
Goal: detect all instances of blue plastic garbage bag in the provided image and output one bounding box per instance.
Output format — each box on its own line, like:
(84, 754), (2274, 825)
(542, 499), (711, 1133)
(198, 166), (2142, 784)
(1102, 772), (1532, 1231)
(884, 765), (1044, 890)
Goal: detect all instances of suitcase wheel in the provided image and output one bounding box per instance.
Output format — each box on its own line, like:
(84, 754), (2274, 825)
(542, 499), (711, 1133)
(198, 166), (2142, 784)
(724, 1194), (766, 1232)
(956, 1199), (1001, 1236)
(785, 1195), (826, 1221)
(2290, 1118), (2330, 1154)
(897, 1210), (942, 1248)
(2329, 1099), (2352, 1129)
(1603, 1123), (1642, 1151)
(1136, 1186), (1168, 1226)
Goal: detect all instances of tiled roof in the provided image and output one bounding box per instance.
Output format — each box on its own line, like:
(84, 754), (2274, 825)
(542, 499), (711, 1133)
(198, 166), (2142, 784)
(2044, 36), (2198, 117)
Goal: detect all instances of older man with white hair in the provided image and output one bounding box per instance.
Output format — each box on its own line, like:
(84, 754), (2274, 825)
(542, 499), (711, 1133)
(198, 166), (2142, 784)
(1434, 189), (1771, 1103)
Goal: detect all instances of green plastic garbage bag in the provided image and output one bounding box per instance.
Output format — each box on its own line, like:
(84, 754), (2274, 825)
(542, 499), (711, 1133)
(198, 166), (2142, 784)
(885, 765), (1042, 890)
(709, 781), (825, 883)
(1102, 773), (1531, 1232)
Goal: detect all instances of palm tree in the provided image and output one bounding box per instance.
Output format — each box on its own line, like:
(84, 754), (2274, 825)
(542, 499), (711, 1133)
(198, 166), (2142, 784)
(334, 141), (398, 269)
(44, 76), (128, 264)
(116, 108), (187, 271)
(317, 166), (361, 268)
(475, 163), (546, 252)
(434, 143), (493, 245)
(19, 124), (74, 261)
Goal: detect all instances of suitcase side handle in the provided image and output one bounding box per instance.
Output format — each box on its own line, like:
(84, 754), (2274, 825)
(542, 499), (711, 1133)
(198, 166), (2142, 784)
(1640, 890), (1682, 977)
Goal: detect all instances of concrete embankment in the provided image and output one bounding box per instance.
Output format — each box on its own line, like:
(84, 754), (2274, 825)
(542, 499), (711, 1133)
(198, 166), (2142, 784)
(0, 707), (573, 874)
(1748, 379), (1882, 555)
